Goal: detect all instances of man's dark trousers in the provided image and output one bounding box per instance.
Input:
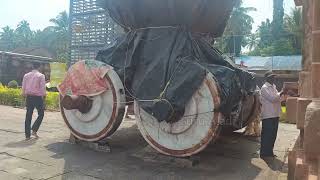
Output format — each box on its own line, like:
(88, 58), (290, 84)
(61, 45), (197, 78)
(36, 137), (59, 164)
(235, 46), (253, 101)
(25, 96), (44, 138)
(260, 117), (279, 157)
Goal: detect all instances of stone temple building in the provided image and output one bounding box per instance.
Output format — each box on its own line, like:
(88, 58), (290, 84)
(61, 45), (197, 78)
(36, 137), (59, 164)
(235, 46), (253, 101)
(287, 0), (320, 179)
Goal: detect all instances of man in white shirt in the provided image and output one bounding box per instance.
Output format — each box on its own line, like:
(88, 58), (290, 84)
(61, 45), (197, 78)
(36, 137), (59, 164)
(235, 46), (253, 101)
(260, 71), (283, 158)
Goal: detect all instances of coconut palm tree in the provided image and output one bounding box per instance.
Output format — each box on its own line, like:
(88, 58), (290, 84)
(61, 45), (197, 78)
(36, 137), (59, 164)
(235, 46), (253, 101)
(15, 20), (34, 47)
(284, 7), (302, 54)
(0, 26), (16, 50)
(49, 11), (70, 62)
(223, 2), (256, 56)
(246, 33), (259, 51)
(50, 11), (69, 34)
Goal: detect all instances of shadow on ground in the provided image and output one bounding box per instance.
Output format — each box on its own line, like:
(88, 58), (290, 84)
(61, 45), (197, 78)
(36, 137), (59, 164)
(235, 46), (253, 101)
(44, 124), (286, 180)
(5, 138), (38, 148)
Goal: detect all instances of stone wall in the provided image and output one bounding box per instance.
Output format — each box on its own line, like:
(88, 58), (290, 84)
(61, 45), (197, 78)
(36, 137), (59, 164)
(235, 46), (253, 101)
(287, 0), (320, 179)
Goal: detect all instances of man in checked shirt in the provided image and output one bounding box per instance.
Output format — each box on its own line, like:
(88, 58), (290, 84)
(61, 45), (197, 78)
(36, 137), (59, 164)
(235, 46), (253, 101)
(259, 71), (286, 159)
(22, 63), (46, 141)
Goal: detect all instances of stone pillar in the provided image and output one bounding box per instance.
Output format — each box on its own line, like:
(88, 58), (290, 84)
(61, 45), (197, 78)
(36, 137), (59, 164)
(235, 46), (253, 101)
(312, 33), (320, 63)
(312, 0), (320, 63)
(313, 0), (320, 29)
(288, 0), (320, 178)
(311, 63), (320, 98)
(299, 71), (312, 97)
(296, 98), (312, 129)
(304, 100), (320, 160)
(302, 0), (314, 71)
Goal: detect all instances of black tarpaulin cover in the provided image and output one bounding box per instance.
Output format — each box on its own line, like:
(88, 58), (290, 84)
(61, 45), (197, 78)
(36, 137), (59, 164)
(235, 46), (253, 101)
(96, 28), (256, 123)
(98, 0), (238, 37)
(95, 0), (255, 124)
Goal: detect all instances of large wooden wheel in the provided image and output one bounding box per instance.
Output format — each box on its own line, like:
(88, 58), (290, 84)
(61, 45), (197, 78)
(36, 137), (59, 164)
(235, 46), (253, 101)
(135, 73), (222, 157)
(221, 91), (261, 133)
(60, 69), (126, 142)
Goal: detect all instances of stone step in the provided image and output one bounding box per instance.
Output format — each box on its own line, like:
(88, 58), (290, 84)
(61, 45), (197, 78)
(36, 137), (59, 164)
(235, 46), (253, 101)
(288, 148), (320, 180)
(307, 160), (318, 180)
(294, 150), (308, 180)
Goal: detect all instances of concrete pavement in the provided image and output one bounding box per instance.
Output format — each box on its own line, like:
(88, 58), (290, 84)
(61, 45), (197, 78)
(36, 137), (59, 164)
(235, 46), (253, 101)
(0, 105), (298, 180)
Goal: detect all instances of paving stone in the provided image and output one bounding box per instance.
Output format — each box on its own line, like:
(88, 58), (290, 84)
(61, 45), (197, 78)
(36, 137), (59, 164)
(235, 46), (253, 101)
(46, 172), (102, 180)
(131, 146), (198, 168)
(0, 105), (300, 180)
(0, 170), (27, 180)
(0, 155), (67, 180)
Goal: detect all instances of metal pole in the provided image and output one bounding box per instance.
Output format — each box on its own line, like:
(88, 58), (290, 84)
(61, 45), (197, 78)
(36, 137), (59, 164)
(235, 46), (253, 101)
(68, 0), (73, 68)
(233, 34), (236, 56)
(272, 55), (274, 71)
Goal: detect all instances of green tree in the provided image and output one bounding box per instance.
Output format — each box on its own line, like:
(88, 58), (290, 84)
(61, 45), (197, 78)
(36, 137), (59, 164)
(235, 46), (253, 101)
(33, 27), (57, 53)
(0, 11), (70, 63)
(246, 33), (259, 51)
(49, 11), (69, 34)
(14, 20), (34, 47)
(257, 19), (273, 48)
(272, 0), (285, 40)
(222, 2), (256, 56)
(284, 7), (303, 54)
(249, 7), (302, 56)
(259, 39), (295, 56)
(0, 26), (16, 50)
(49, 11), (69, 62)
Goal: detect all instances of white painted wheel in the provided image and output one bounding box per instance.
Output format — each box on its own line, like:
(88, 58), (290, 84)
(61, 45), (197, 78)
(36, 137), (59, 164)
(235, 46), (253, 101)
(60, 69), (126, 142)
(135, 73), (222, 157)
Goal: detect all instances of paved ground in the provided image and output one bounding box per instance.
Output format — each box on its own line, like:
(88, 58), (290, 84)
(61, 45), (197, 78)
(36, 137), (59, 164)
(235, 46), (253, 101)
(0, 105), (299, 180)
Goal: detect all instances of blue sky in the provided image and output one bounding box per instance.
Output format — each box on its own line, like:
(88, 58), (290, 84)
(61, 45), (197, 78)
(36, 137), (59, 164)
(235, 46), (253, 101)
(0, 0), (296, 32)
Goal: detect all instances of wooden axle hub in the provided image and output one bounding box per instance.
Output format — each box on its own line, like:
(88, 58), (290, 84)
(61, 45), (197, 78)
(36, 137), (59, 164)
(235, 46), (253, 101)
(61, 95), (93, 114)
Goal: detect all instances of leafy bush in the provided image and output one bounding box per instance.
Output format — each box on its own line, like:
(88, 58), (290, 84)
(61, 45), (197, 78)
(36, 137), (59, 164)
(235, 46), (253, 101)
(7, 80), (19, 88)
(45, 92), (60, 110)
(0, 85), (23, 106)
(0, 86), (60, 110)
